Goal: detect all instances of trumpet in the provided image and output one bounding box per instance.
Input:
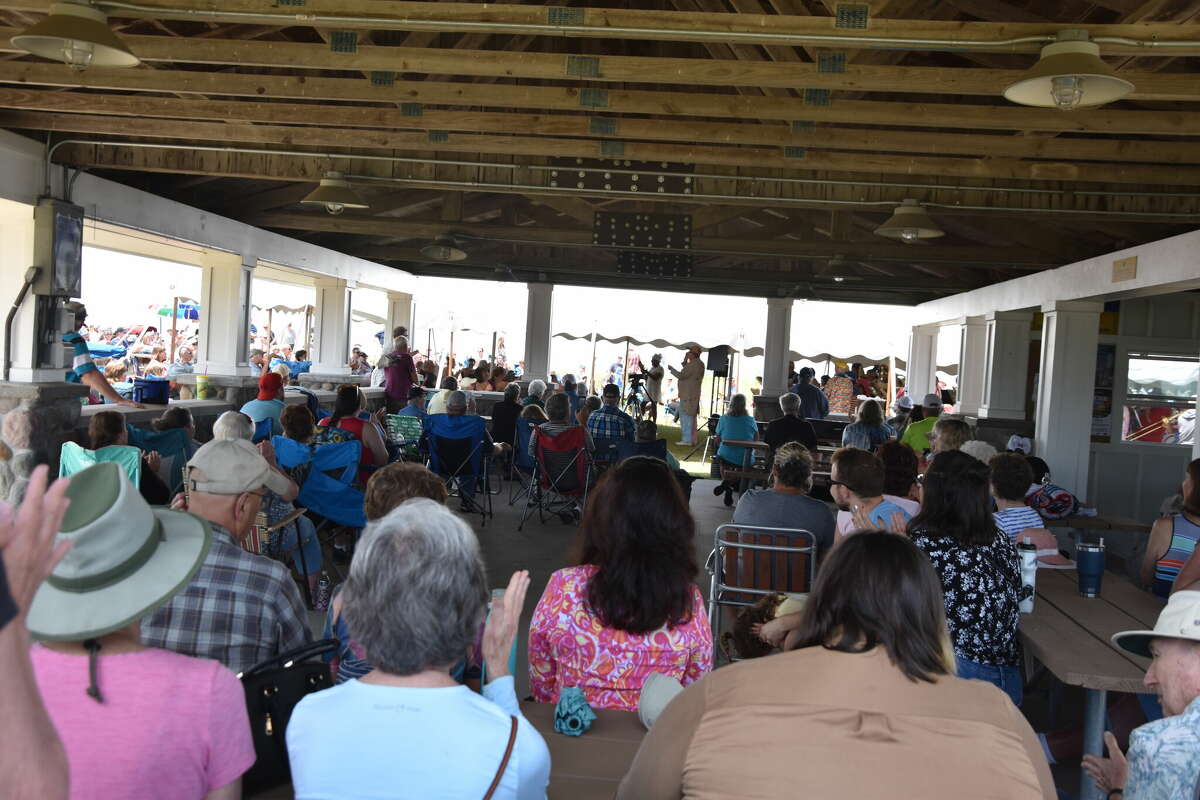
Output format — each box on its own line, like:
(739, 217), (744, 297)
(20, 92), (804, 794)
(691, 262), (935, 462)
(1126, 408), (1189, 442)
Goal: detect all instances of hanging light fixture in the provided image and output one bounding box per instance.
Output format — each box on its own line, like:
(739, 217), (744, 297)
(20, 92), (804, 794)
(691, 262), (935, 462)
(1003, 30), (1134, 111)
(420, 236), (468, 262)
(12, 1), (139, 71)
(874, 199), (944, 243)
(300, 171), (368, 216)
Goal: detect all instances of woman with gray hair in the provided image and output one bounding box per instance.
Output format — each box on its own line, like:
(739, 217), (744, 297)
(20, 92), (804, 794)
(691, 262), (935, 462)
(287, 499), (550, 798)
(523, 379), (546, 409)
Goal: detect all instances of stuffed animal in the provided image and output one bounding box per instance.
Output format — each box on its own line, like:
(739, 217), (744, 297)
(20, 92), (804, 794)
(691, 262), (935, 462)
(720, 592), (786, 661)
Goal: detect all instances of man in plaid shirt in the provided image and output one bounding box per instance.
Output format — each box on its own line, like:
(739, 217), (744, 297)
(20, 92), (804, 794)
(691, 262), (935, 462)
(142, 439), (310, 674)
(585, 383), (636, 443)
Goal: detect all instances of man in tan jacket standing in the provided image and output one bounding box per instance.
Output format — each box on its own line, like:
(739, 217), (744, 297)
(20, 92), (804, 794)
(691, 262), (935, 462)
(669, 345), (705, 446)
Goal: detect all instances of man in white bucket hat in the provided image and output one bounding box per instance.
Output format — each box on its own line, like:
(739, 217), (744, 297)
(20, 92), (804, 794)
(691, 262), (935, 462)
(1083, 589), (1200, 799)
(141, 438), (310, 674)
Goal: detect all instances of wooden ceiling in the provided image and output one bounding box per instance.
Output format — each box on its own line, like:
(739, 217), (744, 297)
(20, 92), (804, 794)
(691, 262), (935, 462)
(2, 0), (1199, 303)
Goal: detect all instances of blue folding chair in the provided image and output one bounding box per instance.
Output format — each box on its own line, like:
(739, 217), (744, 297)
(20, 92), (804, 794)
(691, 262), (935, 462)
(425, 413), (493, 523)
(508, 418), (538, 506)
(126, 425), (194, 494)
(273, 436), (366, 575)
(252, 417), (274, 443)
(615, 438), (669, 462)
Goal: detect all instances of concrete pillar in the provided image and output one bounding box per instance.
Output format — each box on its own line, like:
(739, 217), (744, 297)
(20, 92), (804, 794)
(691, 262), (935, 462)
(196, 250), (254, 376)
(906, 324), (939, 399)
(979, 311), (1034, 420)
(312, 277), (354, 375)
(955, 316), (987, 416)
(0, 199), (40, 382)
(524, 282), (554, 380)
(762, 297), (794, 397)
(385, 291), (414, 347)
(1034, 301), (1102, 498)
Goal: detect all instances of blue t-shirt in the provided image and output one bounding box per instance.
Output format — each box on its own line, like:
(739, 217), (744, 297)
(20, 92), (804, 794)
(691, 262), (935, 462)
(287, 676), (550, 800)
(867, 499), (912, 529)
(62, 331), (97, 383)
(239, 398), (286, 435)
(716, 413), (760, 465)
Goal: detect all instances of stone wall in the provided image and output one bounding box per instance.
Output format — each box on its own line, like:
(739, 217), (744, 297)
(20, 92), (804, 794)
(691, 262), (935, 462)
(0, 381), (89, 503)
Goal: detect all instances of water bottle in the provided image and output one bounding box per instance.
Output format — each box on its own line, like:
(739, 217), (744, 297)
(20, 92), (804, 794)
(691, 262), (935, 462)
(314, 571), (331, 612)
(1018, 537), (1038, 613)
(1076, 538), (1106, 598)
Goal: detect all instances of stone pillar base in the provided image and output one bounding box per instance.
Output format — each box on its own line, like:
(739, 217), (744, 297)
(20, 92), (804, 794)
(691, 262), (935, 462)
(753, 393), (782, 422)
(299, 373), (370, 391)
(0, 381), (90, 502)
(173, 374), (262, 408)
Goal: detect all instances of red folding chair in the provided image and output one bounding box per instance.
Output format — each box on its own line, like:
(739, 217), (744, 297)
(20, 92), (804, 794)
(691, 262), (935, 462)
(519, 426), (591, 530)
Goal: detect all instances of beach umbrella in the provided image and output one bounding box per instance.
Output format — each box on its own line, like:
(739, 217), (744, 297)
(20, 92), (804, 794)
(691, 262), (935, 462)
(157, 302), (201, 320)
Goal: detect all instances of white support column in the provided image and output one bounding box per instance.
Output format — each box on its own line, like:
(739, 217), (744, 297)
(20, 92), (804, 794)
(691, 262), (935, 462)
(312, 277), (353, 375)
(979, 311), (1034, 420)
(524, 282), (554, 380)
(906, 324), (939, 399)
(0, 199), (40, 382)
(1034, 301), (1103, 497)
(385, 291), (413, 345)
(196, 250), (254, 376)
(762, 297), (794, 398)
(955, 315), (987, 416)
(1194, 339), (1200, 463)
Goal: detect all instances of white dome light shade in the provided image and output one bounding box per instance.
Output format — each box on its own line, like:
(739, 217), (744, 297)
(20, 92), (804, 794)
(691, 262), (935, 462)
(419, 237), (468, 262)
(1003, 34), (1134, 111)
(12, 1), (139, 70)
(874, 199), (944, 243)
(301, 172), (369, 215)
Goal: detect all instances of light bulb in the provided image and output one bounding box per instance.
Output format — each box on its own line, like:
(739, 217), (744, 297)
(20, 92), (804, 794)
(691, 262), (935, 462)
(899, 227), (920, 242)
(1050, 76), (1084, 111)
(832, 276), (846, 283)
(324, 202), (345, 215)
(62, 39), (94, 71)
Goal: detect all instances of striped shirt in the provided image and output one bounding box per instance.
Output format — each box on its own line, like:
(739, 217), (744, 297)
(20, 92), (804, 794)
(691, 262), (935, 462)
(142, 522), (311, 675)
(62, 331), (97, 383)
(993, 506), (1046, 543)
(1154, 514), (1200, 597)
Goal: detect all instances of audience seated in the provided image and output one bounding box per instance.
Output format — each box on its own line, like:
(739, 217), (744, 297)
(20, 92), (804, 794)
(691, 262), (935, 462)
(287, 501), (550, 798)
(578, 394), (601, 427)
(529, 393), (594, 458)
(238, 372), (287, 436)
(490, 366), (510, 392)
(150, 405), (201, 451)
(318, 385), (389, 481)
(732, 442), (835, 558)
(788, 366), (828, 420)
(427, 376), (457, 415)
(523, 379), (546, 409)
(29, 463), (255, 800)
(560, 373), (582, 418)
(617, 532), (1055, 798)
(763, 392), (818, 456)
(1084, 589), (1200, 799)
(141, 439), (311, 674)
(490, 383), (523, 449)
(326, 463), (449, 684)
(520, 403), (548, 423)
(634, 419), (682, 471)
(831, 447), (916, 543)
(585, 383), (635, 443)
(930, 417), (972, 456)
(395, 385), (427, 420)
(712, 393), (760, 507)
(102, 360), (134, 403)
(899, 393), (944, 454)
(528, 457), (712, 711)
(909, 450), (1023, 705)
(887, 394), (913, 431)
(88, 411), (170, 505)
(840, 399), (895, 452)
(1142, 458), (1200, 598)
(877, 440), (921, 504)
(989, 453), (1043, 544)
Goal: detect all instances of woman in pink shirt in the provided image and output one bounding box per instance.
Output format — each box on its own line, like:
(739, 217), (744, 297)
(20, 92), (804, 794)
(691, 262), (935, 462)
(26, 461), (255, 800)
(528, 457), (713, 711)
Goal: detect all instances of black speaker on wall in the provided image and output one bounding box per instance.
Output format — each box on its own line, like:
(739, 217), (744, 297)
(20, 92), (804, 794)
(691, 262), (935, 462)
(707, 345), (730, 376)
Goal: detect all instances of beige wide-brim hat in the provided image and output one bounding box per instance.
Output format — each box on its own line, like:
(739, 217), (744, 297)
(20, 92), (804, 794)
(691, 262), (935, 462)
(1112, 590), (1200, 659)
(28, 462), (211, 642)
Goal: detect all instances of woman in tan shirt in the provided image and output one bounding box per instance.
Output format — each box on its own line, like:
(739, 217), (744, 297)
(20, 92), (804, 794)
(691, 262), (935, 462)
(617, 531), (1055, 800)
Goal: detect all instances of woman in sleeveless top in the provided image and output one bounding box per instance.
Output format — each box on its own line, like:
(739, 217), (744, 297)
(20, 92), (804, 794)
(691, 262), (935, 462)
(317, 384), (389, 482)
(1142, 458), (1200, 598)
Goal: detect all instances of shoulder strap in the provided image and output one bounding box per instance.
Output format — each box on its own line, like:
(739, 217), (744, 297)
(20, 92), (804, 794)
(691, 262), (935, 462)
(482, 715), (519, 800)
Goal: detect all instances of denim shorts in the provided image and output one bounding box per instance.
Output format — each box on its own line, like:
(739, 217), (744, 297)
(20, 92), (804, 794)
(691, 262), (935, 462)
(955, 656), (1023, 707)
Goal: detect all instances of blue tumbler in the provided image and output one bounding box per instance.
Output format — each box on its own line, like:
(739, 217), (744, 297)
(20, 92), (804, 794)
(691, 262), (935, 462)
(1076, 540), (1105, 598)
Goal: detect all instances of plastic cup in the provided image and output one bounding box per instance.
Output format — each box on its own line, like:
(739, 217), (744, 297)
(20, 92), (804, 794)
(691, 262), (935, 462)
(1076, 541), (1105, 598)
(195, 374), (211, 400)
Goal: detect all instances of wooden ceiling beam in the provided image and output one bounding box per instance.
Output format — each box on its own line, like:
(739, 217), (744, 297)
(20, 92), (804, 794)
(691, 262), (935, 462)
(3, 62), (1195, 136)
(1, 28), (1196, 100)
(1, 0), (1197, 54)
(20, 109), (1200, 185)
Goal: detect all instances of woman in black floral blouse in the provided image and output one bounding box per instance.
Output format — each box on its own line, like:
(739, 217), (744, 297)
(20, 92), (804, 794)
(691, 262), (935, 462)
(907, 450), (1023, 705)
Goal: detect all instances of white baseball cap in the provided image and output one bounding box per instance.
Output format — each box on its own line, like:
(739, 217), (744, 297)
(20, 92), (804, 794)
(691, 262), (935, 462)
(894, 395), (914, 410)
(921, 393), (943, 409)
(1112, 590), (1200, 658)
(186, 438), (293, 497)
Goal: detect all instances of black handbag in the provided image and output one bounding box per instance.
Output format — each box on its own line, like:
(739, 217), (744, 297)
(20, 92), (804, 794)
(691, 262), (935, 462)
(239, 638), (338, 794)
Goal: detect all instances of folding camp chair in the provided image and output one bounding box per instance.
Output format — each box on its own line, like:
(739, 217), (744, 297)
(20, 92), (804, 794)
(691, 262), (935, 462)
(273, 436), (366, 575)
(59, 441), (141, 485)
(508, 418), (538, 506)
(519, 426), (591, 531)
(590, 436), (622, 469)
(125, 425), (194, 494)
(425, 413), (493, 524)
(385, 414), (426, 462)
(615, 438), (669, 462)
(252, 417), (273, 443)
(706, 523), (817, 659)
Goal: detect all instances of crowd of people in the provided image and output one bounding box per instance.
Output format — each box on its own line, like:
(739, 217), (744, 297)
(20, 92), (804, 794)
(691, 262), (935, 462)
(8, 321), (1199, 799)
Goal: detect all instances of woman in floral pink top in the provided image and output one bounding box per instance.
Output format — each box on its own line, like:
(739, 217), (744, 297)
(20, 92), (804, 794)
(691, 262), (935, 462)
(528, 457), (713, 711)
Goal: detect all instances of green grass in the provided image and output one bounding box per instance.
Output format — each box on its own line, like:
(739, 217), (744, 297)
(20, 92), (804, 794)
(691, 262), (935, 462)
(655, 418), (713, 479)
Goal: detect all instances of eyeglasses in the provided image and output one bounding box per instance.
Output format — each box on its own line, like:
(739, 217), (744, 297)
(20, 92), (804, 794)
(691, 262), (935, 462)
(830, 480), (857, 493)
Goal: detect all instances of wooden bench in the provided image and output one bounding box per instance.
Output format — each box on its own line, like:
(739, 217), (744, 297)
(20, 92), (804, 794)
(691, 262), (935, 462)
(719, 439), (771, 489)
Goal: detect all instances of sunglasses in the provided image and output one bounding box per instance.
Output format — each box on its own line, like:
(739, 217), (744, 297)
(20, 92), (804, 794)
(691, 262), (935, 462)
(830, 480), (857, 493)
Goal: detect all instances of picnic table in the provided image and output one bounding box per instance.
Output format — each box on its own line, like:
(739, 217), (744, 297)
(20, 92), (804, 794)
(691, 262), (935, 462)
(721, 439), (770, 492)
(1020, 569), (1163, 800)
(522, 701), (645, 799)
(1044, 515), (1152, 534)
